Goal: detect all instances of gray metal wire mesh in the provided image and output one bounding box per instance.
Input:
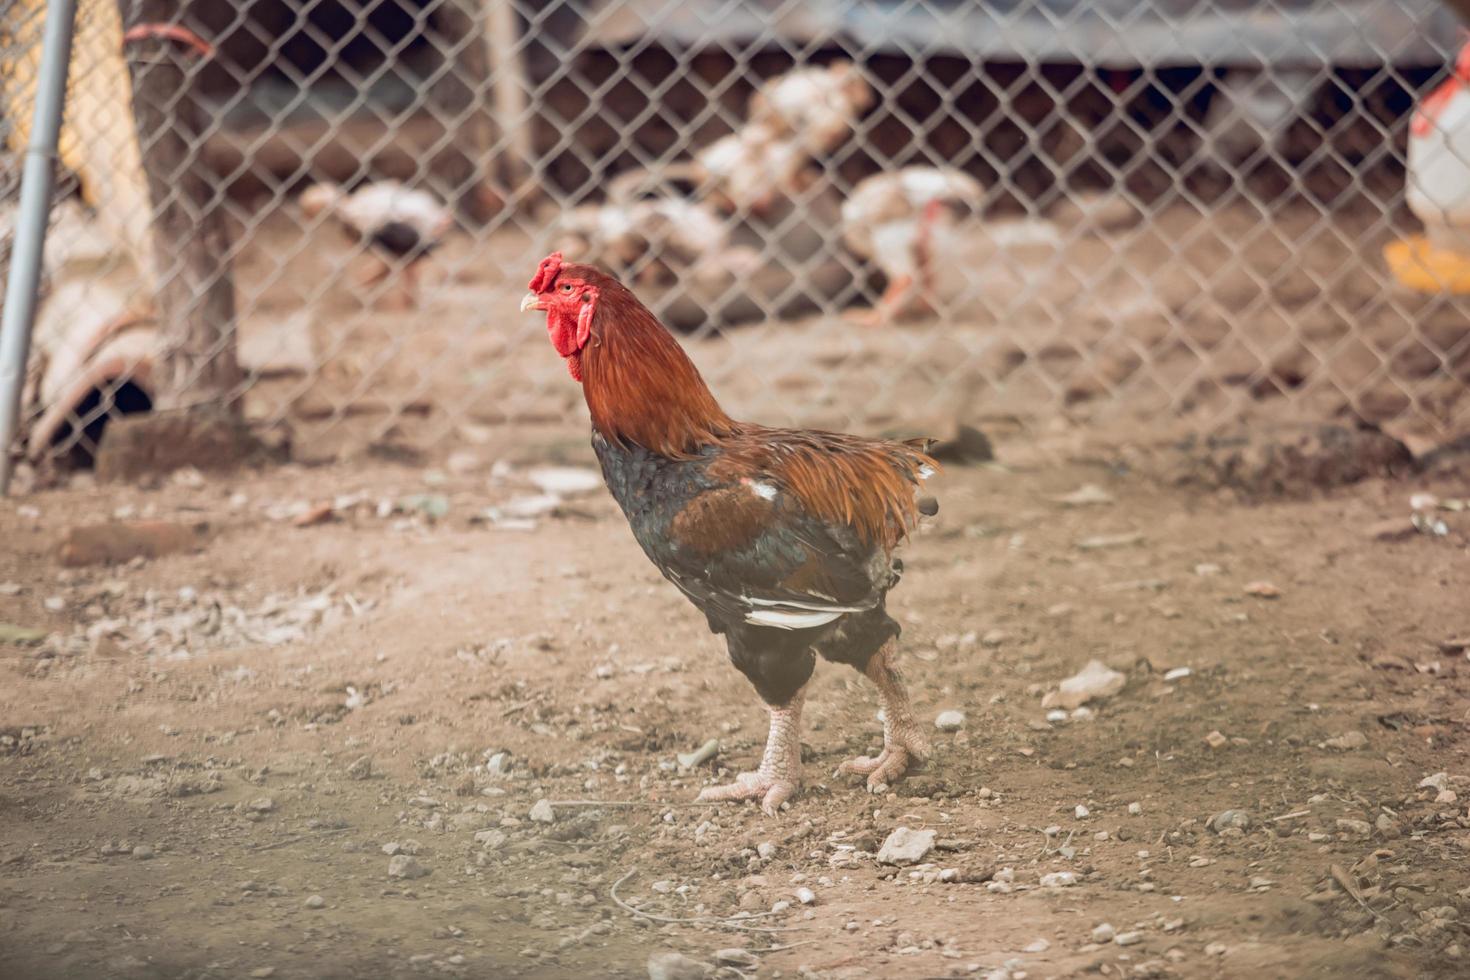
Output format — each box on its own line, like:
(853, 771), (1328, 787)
(5, 0), (1470, 476)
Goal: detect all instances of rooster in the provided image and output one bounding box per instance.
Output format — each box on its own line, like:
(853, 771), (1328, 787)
(300, 180), (453, 309)
(520, 252), (938, 814)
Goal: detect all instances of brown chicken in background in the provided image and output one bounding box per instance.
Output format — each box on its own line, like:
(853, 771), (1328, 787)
(520, 252), (939, 814)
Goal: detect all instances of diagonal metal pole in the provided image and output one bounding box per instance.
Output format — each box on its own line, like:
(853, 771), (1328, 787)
(0, 0), (77, 495)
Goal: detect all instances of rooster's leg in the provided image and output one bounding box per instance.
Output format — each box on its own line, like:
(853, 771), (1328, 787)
(848, 274), (916, 327)
(696, 686), (804, 816)
(838, 639), (930, 792)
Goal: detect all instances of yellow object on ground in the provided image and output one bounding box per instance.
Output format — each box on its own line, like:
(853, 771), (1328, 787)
(4, 0), (155, 283)
(1383, 234), (1470, 294)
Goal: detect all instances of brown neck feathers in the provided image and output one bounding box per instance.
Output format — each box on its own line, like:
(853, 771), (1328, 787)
(579, 281), (736, 458)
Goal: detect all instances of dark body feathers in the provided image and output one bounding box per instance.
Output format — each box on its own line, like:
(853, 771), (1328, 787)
(593, 429), (907, 704)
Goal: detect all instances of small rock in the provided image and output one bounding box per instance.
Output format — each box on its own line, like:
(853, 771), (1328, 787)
(1210, 810), (1251, 833)
(646, 951), (712, 980)
(1075, 804), (1090, 819)
(1204, 943), (1228, 956)
(756, 841), (777, 860)
(132, 844), (154, 860)
(346, 756), (372, 780)
(381, 842), (401, 856)
(1162, 667), (1191, 682)
(1128, 802), (1143, 816)
(876, 827), (936, 866)
(1092, 923), (1117, 943)
(249, 969), (276, 979)
(1023, 938), (1050, 953)
(1243, 581), (1280, 599)
(1323, 731), (1367, 751)
(1053, 483), (1114, 507)
(713, 949), (759, 970)
(1039, 871), (1077, 888)
(475, 829), (508, 850)
(387, 855), (429, 879)
(934, 710), (966, 732)
(981, 629), (1008, 648)
(1114, 931), (1144, 947)
(248, 797), (275, 813)
(1336, 818), (1373, 837)
(1203, 731), (1228, 750)
(1042, 659), (1125, 710)
(795, 886), (816, 905)
(529, 799), (556, 823)
(304, 895), (325, 909)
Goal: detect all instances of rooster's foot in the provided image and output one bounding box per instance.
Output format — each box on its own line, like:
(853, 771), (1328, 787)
(696, 771), (799, 816)
(838, 744), (922, 793)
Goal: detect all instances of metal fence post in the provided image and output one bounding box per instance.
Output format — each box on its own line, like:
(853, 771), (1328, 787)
(0, 0), (77, 496)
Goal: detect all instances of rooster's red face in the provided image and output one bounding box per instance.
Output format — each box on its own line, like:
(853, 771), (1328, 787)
(521, 251), (600, 381)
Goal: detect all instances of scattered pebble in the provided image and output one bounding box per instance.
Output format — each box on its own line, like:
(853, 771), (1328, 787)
(304, 895), (325, 909)
(935, 710), (966, 732)
(1053, 484), (1114, 507)
(346, 757), (372, 780)
(1115, 931), (1144, 946)
(713, 948), (759, 970)
(756, 841), (777, 860)
(1323, 731), (1367, 751)
(877, 827), (936, 866)
(1163, 667), (1191, 682)
(529, 799), (556, 823)
(1039, 871), (1077, 888)
(1243, 581), (1280, 599)
(646, 951), (712, 980)
(1092, 923), (1116, 943)
(387, 855), (429, 879)
(1075, 804), (1090, 818)
(1204, 943), (1228, 956)
(1042, 660), (1126, 710)
(795, 886), (816, 905)
(1203, 731), (1228, 750)
(1023, 938), (1050, 953)
(1128, 802), (1143, 816)
(1210, 810), (1251, 833)
(132, 844), (154, 860)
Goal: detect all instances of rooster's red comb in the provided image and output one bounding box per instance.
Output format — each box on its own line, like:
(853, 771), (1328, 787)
(529, 251), (564, 292)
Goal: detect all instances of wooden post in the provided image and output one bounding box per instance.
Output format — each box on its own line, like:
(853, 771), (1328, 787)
(485, 0), (531, 195)
(117, 0), (241, 414)
(427, 0), (498, 223)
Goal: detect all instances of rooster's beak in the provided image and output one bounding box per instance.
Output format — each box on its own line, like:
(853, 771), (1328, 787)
(519, 292), (542, 313)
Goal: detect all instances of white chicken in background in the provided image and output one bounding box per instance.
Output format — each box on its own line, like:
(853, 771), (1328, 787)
(300, 180), (453, 310)
(696, 61), (874, 215)
(841, 166), (1069, 325)
(694, 123), (808, 214)
(1198, 67), (1320, 172)
(841, 167), (986, 325)
(751, 60), (874, 157)
(551, 192), (759, 289)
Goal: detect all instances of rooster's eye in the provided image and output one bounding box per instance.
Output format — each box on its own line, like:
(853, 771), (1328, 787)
(560, 283), (573, 293)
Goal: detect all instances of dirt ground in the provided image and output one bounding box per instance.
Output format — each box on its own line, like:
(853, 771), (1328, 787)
(3, 415), (1470, 980)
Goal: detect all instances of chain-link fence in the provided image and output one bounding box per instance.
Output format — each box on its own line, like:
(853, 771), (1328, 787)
(4, 0), (1470, 480)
